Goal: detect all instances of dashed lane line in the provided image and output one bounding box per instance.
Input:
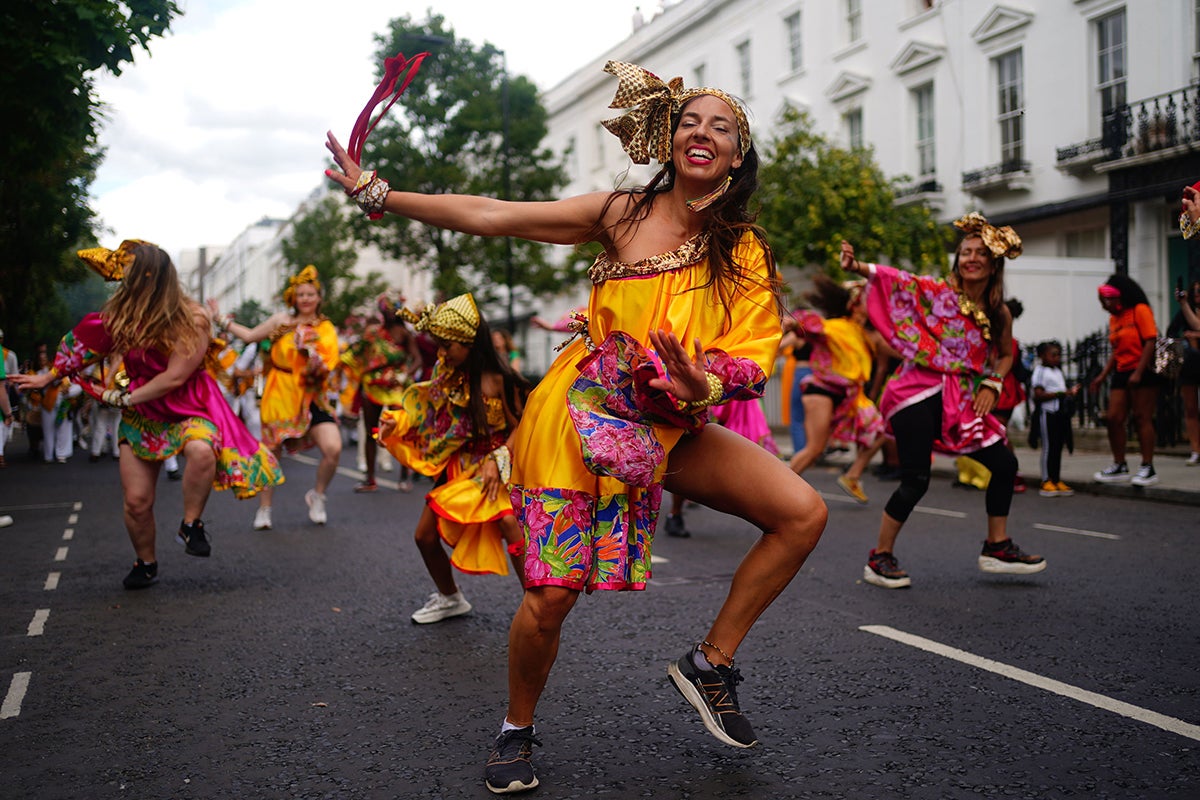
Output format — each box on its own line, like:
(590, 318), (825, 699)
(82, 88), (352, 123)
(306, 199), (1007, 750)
(861, 624), (1200, 742)
(62, 528), (74, 541)
(1, 673), (31, 719)
(1033, 522), (1120, 540)
(54, 547), (68, 562)
(27, 609), (50, 637)
(44, 572), (60, 591)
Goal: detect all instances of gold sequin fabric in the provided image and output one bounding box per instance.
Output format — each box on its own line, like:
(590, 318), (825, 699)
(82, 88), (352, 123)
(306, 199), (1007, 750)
(77, 239), (153, 282)
(600, 60), (750, 165)
(587, 232), (711, 284)
(953, 212), (1022, 260)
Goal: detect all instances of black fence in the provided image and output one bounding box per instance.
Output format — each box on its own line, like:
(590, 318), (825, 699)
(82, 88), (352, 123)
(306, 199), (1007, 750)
(1022, 331), (1187, 447)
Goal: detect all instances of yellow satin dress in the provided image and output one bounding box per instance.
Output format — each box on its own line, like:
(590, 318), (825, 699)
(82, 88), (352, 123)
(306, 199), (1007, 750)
(260, 318), (340, 450)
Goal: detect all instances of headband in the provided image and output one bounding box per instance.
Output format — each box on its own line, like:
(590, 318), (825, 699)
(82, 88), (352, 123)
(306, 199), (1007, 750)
(284, 265), (322, 306)
(402, 293), (480, 345)
(600, 60), (751, 165)
(77, 239), (154, 282)
(376, 288), (406, 319)
(1098, 284), (1122, 299)
(953, 212), (1022, 260)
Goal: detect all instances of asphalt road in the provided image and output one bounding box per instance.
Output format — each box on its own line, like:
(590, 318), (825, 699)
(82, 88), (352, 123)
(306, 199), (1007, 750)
(1, 444), (1196, 799)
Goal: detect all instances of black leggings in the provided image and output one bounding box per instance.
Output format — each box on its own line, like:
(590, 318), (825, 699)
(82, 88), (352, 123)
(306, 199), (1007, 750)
(884, 393), (1017, 523)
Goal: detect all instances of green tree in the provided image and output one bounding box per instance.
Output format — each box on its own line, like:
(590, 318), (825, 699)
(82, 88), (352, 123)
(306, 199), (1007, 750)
(349, 13), (577, 313)
(281, 194), (387, 326)
(0, 0), (180, 357)
(758, 107), (954, 279)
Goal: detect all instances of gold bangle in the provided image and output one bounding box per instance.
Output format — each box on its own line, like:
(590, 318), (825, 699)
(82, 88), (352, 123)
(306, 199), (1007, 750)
(980, 377), (1003, 395)
(684, 372), (724, 411)
(489, 444), (512, 484)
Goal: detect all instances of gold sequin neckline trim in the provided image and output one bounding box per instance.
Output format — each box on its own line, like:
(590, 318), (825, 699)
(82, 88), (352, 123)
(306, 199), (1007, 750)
(588, 232), (710, 284)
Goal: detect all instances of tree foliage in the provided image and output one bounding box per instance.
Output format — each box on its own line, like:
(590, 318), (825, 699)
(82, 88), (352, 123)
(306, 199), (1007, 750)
(758, 107), (954, 279)
(348, 13), (577, 310)
(0, 0), (180, 358)
(280, 194), (386, 326)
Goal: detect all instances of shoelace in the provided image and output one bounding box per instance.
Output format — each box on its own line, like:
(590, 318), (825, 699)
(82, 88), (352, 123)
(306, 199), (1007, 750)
(491, 729), (542, 761)
(713, 664), (745, 710)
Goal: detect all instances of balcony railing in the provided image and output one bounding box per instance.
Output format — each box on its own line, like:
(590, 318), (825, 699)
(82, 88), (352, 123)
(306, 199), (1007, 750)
(1056, 82), (1200, 168)
(961, 159), (1031, 193)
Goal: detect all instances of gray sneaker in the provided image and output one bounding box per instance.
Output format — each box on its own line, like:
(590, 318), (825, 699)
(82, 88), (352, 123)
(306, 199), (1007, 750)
(484, 726), (540, 794)
(411, 591), (472, 624)
(667, 645), (759, 748)
(1130, 464), (1159, 486)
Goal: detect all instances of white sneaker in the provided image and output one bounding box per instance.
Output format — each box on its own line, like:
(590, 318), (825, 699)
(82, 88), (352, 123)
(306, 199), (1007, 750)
(1093, 462), (1130, 482)
(411, 591), (472, 624)
(305, 490), (327, 524)
(253, 506), (272, 530)
(0, 515), (13, 528)
(1187, 452), (1200, 466)
(1130, 464), (1159, 487)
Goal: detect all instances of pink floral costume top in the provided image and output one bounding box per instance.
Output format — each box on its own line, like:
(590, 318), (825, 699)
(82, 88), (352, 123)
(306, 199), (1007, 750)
(53, 313), (283, 498)
(791, 310), (884, 449)
(864, 263), (1006, 454)
(508, 231), (779, 593)
(378, 357), (516, 577)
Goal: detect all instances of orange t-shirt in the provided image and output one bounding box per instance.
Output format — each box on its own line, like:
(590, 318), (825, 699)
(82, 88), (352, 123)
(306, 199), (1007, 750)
(1108, 303), (1157, 372)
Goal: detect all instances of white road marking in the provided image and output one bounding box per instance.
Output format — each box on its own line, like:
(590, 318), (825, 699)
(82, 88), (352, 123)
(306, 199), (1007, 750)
(1033, 523), (1120, 540)
(62, 529), (74, 541)
(44, 572), (60, 591)
(67, 514), (78, 525)
(73, 502), (82, 511)
(54, 547), (68, 562)
(27, 609), (50, 637)
(861, 625), (1200, 742)
(0, 502), (78, 512)
(913, 505), (968, 518)
(650, 554), (669, 564)
(1, 672), (31, 719)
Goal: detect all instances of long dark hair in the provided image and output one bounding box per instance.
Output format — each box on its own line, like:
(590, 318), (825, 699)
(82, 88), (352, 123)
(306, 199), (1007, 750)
(1103, 273), (1150, 309)
(804, 274), (855, 319)
(462, 315), (529, 438)
(587, 96), (784, 324)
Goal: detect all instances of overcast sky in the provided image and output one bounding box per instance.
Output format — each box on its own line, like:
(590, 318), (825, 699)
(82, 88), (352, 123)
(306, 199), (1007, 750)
(90, 0), (643, 260)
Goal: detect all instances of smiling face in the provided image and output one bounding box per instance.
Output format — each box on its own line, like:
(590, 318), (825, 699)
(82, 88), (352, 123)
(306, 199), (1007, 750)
(954, 235), (996, 286)
(672, 94), (744, 184)
(291, 282), (321, 316)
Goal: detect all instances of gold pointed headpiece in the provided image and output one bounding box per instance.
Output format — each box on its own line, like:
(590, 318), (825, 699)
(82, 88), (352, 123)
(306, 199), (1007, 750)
(953, 212), (1022, 260)
(77, 239), (154, 282)
(600, 60), (751, 165)
(402, 293), (480, 344)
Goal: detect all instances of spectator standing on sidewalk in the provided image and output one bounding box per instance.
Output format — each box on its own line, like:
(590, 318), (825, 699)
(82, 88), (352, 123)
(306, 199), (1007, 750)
(1090, 275), (1161, 486)
(842, 213), (1047, 590)
(1167, 279), (1200, 466)
(1029, 341), (1079, 497)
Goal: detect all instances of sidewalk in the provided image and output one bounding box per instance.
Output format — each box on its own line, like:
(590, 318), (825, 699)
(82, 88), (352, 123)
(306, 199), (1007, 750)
(775, 430), (1200, 507)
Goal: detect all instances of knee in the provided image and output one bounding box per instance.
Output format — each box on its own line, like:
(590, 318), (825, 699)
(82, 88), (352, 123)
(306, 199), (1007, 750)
(123, 490), (154, 520)
(184, 443), (216, 470)
(521, 587), (578, 631)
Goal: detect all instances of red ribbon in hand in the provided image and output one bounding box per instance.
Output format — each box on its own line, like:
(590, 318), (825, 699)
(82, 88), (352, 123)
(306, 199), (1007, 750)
(347, 51), (431, 166)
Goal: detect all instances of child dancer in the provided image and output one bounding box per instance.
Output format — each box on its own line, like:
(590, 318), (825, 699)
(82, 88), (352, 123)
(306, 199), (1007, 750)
(377, 294), (529, 624)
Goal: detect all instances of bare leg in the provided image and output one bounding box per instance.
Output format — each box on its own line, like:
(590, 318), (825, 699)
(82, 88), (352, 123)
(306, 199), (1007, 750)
(119, 446), (162, 563)
(413, 504), (457, 596)
(787, 394), (834, 475)
(845, 432), (887, 482)
(874, 512), (903, 554)
(499, 514), (526, 584)
(310, 421), (343, 494)
(666, 424), (827, 665)
(180, 439), (216, 522)
(1131, 383), (1159, 465)
(504, 586), (580, 727)
(1105, 387), (1130, 464)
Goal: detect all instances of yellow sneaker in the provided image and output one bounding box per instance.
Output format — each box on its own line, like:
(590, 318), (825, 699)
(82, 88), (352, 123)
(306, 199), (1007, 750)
(1055, 481), (1074, 497)
(1038, 480), (1059, 497)
(837, 474), (869, 504)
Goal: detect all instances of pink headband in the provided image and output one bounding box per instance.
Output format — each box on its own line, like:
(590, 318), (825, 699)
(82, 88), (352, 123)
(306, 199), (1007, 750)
(1098, 285), (1121, 299)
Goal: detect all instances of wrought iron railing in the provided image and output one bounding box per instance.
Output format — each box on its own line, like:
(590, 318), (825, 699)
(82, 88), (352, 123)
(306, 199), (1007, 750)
(1057, 82), (1200, 165)
(961, 159), (1031, 189)
(894, 178), (943, 198)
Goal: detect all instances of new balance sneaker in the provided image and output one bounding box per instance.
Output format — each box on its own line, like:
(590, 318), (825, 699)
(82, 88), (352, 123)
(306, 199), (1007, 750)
(666, 645), (759, 748)
(123, 559), (158, 590)
(863, 549), (911, 589)
(1054, 481), (1075, 497)
(978, 538), (1046, 574)
(484, 726), (540, 794)
(1093, 462), (1130, 482)
(176, 519), (211, 557)
(837, 475), (869, 504)
(664, 513), (690, 538)
(1130, 464), (1159, 487)
(253, 506), (272, 530)
(305, 490), (327, 525)
(411, 590), (472, 624)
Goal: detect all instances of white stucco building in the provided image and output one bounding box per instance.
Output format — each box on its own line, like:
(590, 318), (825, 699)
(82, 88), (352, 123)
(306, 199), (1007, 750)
(529, 0), (1200, 370)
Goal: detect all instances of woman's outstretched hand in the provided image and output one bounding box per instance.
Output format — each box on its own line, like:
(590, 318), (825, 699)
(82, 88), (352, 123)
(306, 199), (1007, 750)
(840, 240), (866, 276)
(324, 131), (363, 194)
(647, 329), (708, 404)
(10, 371), (53, 391)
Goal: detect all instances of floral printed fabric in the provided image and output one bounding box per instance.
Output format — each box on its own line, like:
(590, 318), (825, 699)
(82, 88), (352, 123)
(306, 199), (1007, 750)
(511, 483), (662, 592)
(865, 264), (1005, 454)
(339, 324), (416, 406)
(791, 311), (883, 449)
(566, 331), (767, 487)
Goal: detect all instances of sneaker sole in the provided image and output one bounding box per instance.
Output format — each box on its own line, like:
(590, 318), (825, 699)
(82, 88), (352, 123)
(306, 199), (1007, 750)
(485, 775), (539, 794)
(411, 603), (473, 624)
(836, 478), (869, 504)
(1093, 475), (1131, 483)
(978, 556), (1047, 574)
(862, 565), (911, 589)
(1130, 478), (1159, 487)
(666, 662), (759, 749)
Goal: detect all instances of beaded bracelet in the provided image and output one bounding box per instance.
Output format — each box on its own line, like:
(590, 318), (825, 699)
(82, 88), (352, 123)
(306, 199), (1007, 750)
(682, 371), (724, 412)
(979, 377), (1004, 395)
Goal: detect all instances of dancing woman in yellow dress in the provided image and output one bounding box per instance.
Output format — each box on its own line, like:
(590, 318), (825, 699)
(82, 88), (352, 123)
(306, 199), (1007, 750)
(326, 60), (827, 794)
(214, 266), (342, 529)
(376, 294), (528, 624)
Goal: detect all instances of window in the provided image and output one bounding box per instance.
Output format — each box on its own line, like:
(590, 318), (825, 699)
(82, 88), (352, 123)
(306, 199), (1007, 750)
(785, 11), (803, 72)
(913, 83), (936, 178)
(995, 49), (1024, 164)
(1096, 10), (1126, 114)
(1065, 228), (1106, 258)
(736, 40), (752, 97)
(846, 0), (863, 43)
(693, 63), (706, 87)
(844, 108), (863, 149)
